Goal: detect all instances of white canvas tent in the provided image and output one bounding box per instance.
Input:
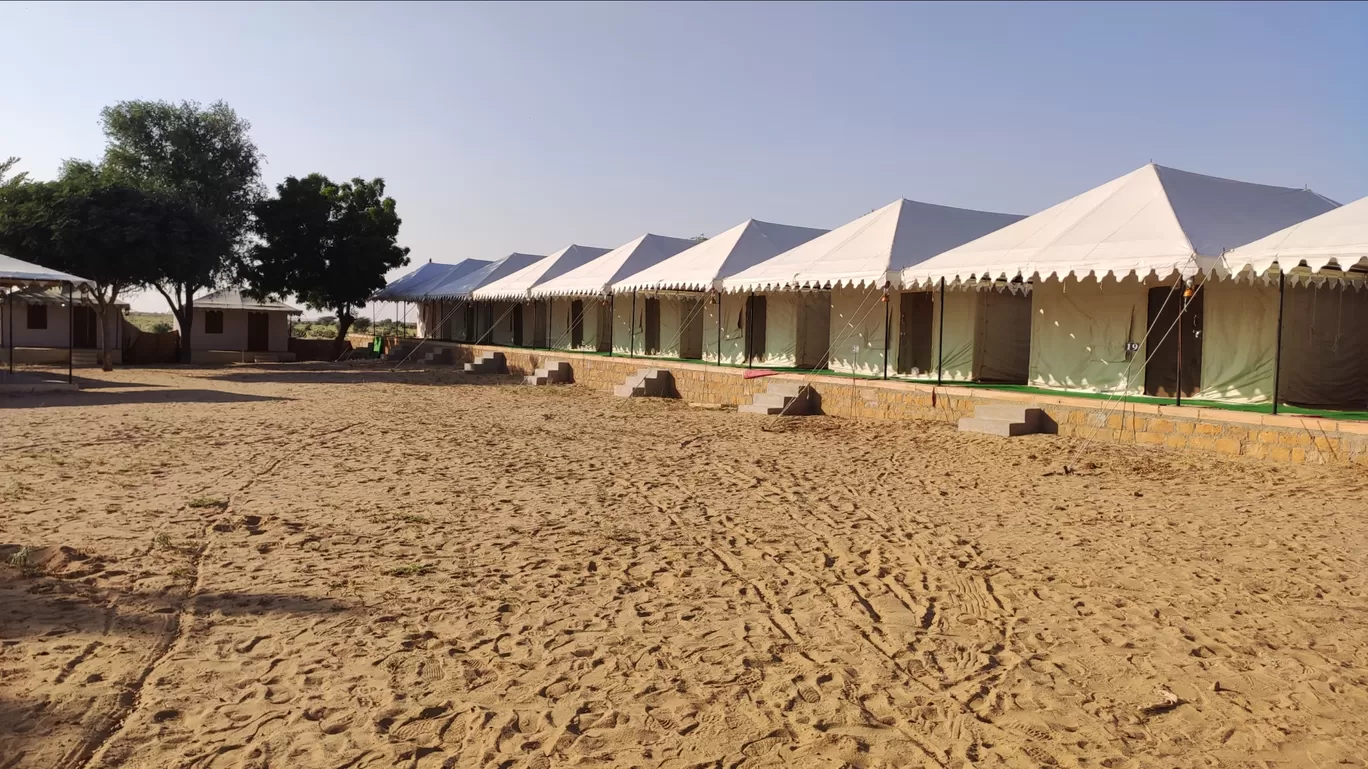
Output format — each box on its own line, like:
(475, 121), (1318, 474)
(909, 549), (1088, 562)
(1206, 197), (1368, 409)
(2, 253), (97, 379)
(611, 220), (827, 361)
(527, 234), (694, 354)
(903, 164), (1339, 397)
(416, 253), (544, 343)
(472, 244), (611, 351)
(720, 199), (1023, 372)
(373, 259), (491, 301)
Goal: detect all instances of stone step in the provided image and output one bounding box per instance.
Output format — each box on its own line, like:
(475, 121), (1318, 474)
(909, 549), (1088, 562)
(751, 392), (798, 410)
(766, 381), (810, 398)
(424, 348), (453, 364)
(614, 368), (673, 398)
(740, 380), (813, 416)
(973, 405), (1042, 427)
(957, 417), (1037, 437)
(464, 351), (508, 374)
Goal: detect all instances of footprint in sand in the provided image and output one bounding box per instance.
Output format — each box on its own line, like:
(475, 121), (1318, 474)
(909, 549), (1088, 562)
(741, 733), (790, 758)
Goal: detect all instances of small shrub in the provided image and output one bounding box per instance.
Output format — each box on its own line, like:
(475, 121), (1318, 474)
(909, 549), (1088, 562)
(188, 497), (227, 510)
(383, 562), (435, 577)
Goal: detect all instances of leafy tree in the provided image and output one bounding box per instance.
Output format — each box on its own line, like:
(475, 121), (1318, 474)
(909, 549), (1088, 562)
(1, 156), (27, 188)
(245, 174), (410, 355)
(97, 100), (264, 360)
(0, 171), (211, 369)
(351, 316), (372, 333)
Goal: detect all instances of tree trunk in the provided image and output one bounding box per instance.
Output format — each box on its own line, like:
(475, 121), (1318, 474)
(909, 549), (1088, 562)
(333, 309), (354, 360)
(97, 302), (115, 372)
(177, 293), (194, 363)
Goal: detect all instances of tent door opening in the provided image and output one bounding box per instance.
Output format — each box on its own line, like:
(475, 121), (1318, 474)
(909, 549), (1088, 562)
(679, 298), (704, 360)
(570, 300), (584, 348)
(973, 290), (1032, 384)
(247, 312), (270, 352)
(596, 301), (612, 352)
(532, 300), (547, 348)
(643, 297), (661, 355)
(1144, 286), (1204, 398)
(511, 303), (524, 346)
(73, 305), (98, 349)
(744, 295), (767, 364)
(462, 305), (476, 343)
(896, 291), (933, 376)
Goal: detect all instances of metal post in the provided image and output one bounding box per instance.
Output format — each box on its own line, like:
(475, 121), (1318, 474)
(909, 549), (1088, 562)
(67, 282), (74, 382)
(1272, 270), (1286, 415)
(608, 294), (615, 356)
(7, 287), (12, 374)
(630, 290), (637, 357)
(1175, 282), (1184, 408)
(882, 286), (891, 380)
(716, 291), (723, 366)
(936, 278), (946, 386)
(746, 292), (755, 367)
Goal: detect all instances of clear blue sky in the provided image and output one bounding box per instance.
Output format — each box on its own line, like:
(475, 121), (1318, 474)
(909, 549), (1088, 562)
(2, 1), (1365, 314)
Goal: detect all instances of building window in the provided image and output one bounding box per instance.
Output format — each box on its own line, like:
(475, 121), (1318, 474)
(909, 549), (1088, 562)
(26, 303), (47, 330)
(205, 310), (224, 334)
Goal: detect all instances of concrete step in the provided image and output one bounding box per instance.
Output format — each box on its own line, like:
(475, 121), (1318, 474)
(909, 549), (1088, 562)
(958, 417), (1037, 437)
(740, 380), (813, 416)
(424, 348), (453, 364)
(751, 392), (799, 410)
(614, 368), (673, 398)
(973, 405), (1043, 427)
(766, 381), (810, 398)
(464, 351), (507, 374)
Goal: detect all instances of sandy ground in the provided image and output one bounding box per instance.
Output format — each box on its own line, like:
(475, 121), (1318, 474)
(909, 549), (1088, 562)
(3, 364), (1368, 769)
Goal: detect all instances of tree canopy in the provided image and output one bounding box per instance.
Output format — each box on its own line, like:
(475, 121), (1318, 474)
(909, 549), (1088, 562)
(96, 100), (265, 358)
(246, 174), (410, 347)
(0, 171), (214, 368)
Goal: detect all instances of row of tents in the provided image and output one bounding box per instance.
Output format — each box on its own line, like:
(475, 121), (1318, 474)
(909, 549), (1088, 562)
(377, 163), (1368, 411)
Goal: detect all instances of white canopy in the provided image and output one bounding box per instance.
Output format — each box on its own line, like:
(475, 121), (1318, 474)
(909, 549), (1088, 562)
(721, 198), (1022, 293)
(424, 253), (545, 300)
(903, 163), (1338, 288)
(530, 234), (695, 298)
(1220, 195), (1366, 280)
(373, 259), (491, 301)
(472, 244), (611, 301)
(0, 252), (95, 288)
(612, 219), (828, 293)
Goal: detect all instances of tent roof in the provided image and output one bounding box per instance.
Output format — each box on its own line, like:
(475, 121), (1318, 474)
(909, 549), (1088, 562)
(372, 259), (492, 301)
(194, 288), (301, 313)
(1221, 195), (1367, 279)
(12, 285), (128, 308)
(532, 234), (696, 297)
(902, 163), (1339, 287)
(721, 199), (1023, 293)
(0, 253), (95, 288)
(612, 219), (829, 292)
(473, 244), (612, 300)
(424, 253), (546, 300)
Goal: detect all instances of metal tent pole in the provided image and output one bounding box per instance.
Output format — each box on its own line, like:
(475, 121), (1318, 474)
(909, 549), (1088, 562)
(716, 291), (723, 365)
(936, 278), (946, 386)
(1272, 270), (1286, 415)
(1175, 283), (1185, 408)
(608, 294), (615, 356)
(7, 287), (13, 375)
(746, 292), (755, 367)
(882, 285), (891, 380)
(630, 290), (637, 357)
(67, 282), (74, 382)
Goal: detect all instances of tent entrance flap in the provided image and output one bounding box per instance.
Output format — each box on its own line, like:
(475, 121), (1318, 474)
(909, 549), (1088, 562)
(532, 300), (548, 347)
(569, 300), (585, 348)
(596, 301), (612, 352)
(745, 295), (767, 364)
(679, 297), (704, 360)
(644, 297), (661, 355)
(1144, 286), (1204, 398)
(1277, 283), (1368, 409)
(897, 291), (934, 375)
(974, 290), (1032, 384)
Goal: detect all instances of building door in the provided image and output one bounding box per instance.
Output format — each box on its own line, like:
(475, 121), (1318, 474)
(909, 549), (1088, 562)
(643, 297), (661, 355)
(247, 312), (270, 352)
(897, 291), (934, 376)
(570, 300), (584, 348)
(1144, 285), (1204, 398)
(744, 295), (767, 364)
(73, 305), (98, 348)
